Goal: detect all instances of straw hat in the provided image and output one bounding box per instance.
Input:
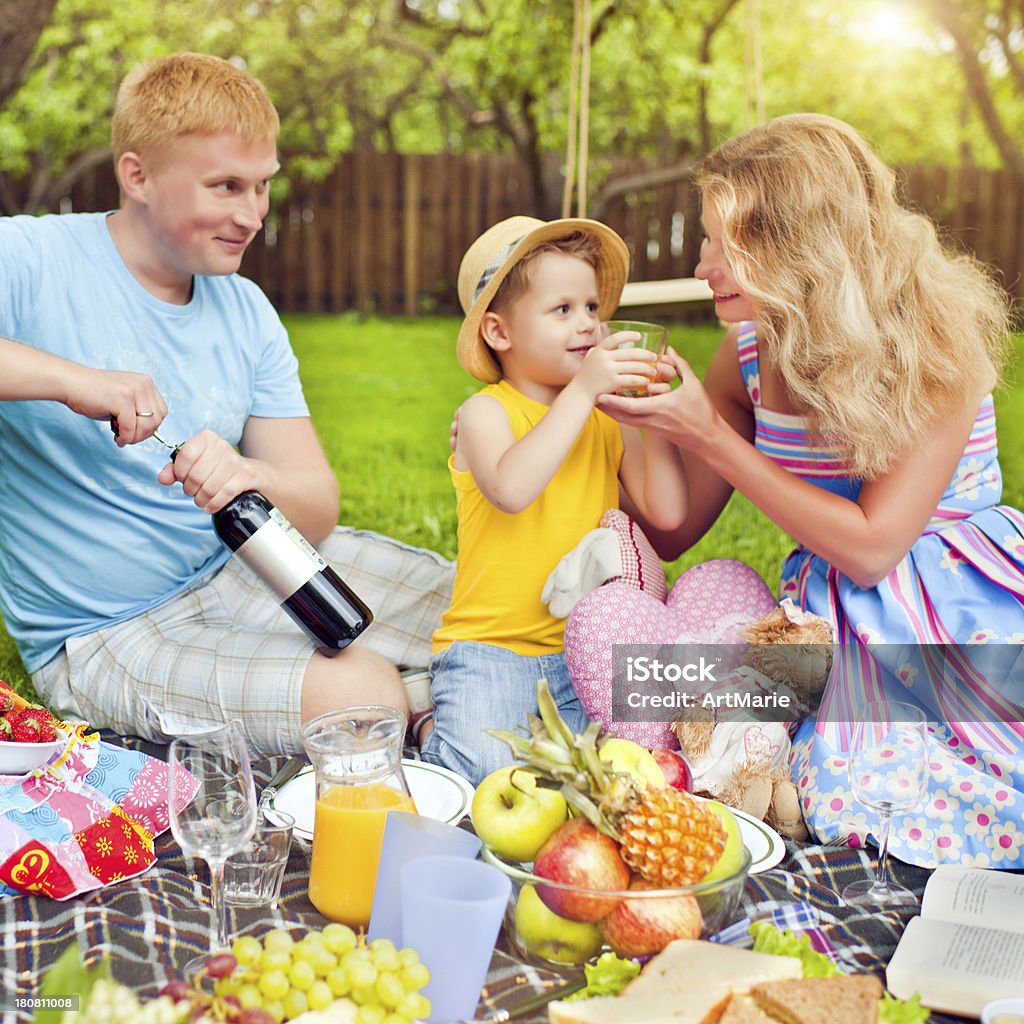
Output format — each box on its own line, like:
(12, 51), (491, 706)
(456, 216), (630, 383)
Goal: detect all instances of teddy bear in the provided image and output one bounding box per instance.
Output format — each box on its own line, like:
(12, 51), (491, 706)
(671, 600), (834, 841)
(550, 511), (833, 840)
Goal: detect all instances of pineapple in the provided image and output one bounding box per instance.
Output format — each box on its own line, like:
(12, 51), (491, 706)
(490, 679), (727, 886)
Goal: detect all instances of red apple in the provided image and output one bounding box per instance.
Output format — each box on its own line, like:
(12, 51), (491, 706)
(599, 879), (703, 957)
(651, 747), (693, 792)
(533, 818), (630, 923)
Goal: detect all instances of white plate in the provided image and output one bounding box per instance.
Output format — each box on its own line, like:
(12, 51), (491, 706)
(732, 807), (786, 874)
(263, 759), (476, 841)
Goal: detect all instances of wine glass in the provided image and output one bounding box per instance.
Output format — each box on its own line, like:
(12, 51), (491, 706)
(169, 720), (257, 970)
(843, 700), (929, 907)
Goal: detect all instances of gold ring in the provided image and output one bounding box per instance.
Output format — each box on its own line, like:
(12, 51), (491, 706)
(137, 411), (155, 417)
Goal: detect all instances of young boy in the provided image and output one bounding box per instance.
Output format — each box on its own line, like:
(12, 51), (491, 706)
(0, 53), (452, 753)
(420, 216), (688, 784)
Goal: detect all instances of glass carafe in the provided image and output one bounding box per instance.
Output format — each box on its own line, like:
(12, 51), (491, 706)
(301, 706), (416, 927)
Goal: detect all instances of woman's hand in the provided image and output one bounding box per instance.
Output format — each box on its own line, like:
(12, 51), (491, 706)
(597, 347), (721, 453)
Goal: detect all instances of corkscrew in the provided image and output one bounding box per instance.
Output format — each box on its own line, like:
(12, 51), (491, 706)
(108, 416), (182, 459)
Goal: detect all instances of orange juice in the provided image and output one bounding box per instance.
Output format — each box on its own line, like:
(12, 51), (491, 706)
(308, 782), (416, 926)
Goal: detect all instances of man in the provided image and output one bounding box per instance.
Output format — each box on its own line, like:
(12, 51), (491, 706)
(0, 53), (452, 753)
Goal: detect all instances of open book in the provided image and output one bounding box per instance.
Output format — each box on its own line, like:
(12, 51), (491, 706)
(886, 865), (1024, 1018)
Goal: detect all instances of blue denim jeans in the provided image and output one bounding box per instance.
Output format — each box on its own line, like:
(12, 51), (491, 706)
(420, 640), (589, 786)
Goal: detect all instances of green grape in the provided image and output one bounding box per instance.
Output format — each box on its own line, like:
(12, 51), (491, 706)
(399, 961), (429, 992)
(292, 942), (319, 966)
(216, 975), (243, 998)
(355, 1006), (387, 1024)
(233, 935), (264, 967)
(311, 946), (339, 978)
(325, 965), (351, 998)
(288, 960), (316, 992)
(263, 929), (297, 954)
(349, 985), (375, 1007)
(374, 972), (405, 1010)
(381, 1016), (411, 1024)
(306, 980), (335, 1012)
(281, 987), (309, 1020)
(397, 992), (431, 1021)
(345, 954), (378, 991)
(260, 948), (293, 974)
(238, 983), (263, 1009)
(262, 999), (286, 1024)
(258, 969), (290, 1002)
(396, 947), (420, 969)
(322, 923), (358, 956)
(369, 942), (401, 974)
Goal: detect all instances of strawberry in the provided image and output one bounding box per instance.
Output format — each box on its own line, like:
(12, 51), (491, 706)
(0, 716), (12, 740)
(7, 706), (57, 743)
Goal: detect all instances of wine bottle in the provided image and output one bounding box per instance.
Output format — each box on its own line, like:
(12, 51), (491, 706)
(213, 491), (373, 655)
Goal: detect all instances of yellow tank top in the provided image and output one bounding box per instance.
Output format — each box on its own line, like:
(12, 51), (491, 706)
(433, 380), (624, 656)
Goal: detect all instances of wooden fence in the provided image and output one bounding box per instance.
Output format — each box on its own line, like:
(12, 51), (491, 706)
(66, 153), (1024, 315)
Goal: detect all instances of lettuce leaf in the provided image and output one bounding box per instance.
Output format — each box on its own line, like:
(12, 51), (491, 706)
(563, 951), (641, 1000)
(878, 991), (931, 1024)
(749, 920), (841, 977)
(36, 945), (110, 1024)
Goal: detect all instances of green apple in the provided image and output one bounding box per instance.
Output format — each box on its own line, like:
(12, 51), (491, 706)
(702, 800), (745, 882)
(598, 737), (666, 790)
(514, 884), (604, 964)
(471, 766), (568, 862)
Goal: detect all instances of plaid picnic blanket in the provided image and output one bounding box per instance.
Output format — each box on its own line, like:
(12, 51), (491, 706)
(0, 745), (973, 1024)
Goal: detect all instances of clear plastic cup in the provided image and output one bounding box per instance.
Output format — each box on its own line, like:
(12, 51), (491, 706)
(223, 811), (294, 909)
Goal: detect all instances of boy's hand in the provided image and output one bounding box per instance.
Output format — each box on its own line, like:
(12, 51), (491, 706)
(570, 328), (659, 402)
(157, 428), (259, 513)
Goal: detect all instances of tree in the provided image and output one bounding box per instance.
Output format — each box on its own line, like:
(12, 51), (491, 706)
(0, 0), (59, 107)
(917, 0), (1024, 183)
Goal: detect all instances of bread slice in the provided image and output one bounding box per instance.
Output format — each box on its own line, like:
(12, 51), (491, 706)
(547, 988), (732, 1024)
(750, 975), (883, 1024)
(717, 995), (781, 1024)
(624, 940), (803, 997)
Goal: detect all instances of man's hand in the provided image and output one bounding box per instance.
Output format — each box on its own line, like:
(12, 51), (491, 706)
(157, 428), (260, 513)
(68, 368), (168, 446)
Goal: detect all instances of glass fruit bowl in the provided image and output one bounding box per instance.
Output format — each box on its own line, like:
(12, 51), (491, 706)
(481, 841), (751, 969)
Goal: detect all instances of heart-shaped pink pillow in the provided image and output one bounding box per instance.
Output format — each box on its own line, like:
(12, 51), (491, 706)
(565, 559), (778, 750)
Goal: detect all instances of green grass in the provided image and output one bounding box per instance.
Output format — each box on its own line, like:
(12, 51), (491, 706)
(3, 317), (1022, 702)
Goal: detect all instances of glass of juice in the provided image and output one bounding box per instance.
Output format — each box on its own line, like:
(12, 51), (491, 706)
(301, 705), (416, 927)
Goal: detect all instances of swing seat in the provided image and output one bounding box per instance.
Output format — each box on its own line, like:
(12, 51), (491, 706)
(618, 277), (714, 308)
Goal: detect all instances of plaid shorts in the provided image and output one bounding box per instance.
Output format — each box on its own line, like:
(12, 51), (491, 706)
(32, 527), (454, 755)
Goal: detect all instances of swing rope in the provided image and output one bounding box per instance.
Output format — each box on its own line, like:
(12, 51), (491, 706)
(562, 0), (592, 218)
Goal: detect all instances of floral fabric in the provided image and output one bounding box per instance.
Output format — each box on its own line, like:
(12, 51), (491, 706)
(738, 320), (1024, 868)
(0, 729), (180, 899)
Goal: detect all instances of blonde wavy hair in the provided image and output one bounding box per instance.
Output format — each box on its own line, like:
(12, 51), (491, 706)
(697, 113), (1011, 479)
(112, 53), (279, 163)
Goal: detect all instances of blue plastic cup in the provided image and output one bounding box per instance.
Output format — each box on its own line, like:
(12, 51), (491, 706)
(400, 855), (511, 1023)
(367, 811), (481, 944)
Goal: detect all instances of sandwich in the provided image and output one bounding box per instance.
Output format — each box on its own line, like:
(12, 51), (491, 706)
(547, 940), (803, 1024)
(717, 996), (779, 1024)
(749, 975), (883, 1024)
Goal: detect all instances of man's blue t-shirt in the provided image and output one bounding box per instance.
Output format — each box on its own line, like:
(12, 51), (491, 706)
(0, 212), (310, 671)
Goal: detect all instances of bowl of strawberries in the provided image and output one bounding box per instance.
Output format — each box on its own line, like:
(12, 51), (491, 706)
(0, 681), (66, 776)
